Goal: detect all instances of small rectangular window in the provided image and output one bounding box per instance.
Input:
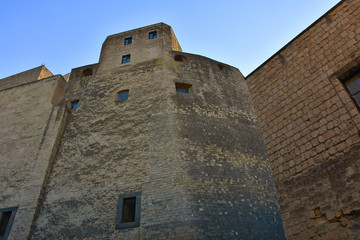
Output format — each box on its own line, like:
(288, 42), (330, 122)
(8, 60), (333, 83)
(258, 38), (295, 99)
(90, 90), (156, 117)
(116, 192), (141, 230)
(124, 37), (132, 45)
(343, 71), (360, 108)
(122, 197), (136, 222)
(71, 100), (79, 110)
(122, 54), (131, 63)
(0, 207), (17, 239)
(175, 82), (192, 94)
(149, 31), (157, 39)
(117, 90), (129, 100)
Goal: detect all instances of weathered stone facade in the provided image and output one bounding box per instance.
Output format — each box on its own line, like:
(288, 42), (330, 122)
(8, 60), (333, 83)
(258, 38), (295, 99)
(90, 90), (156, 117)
(1, 23), (284, 239)
(246, 0), (360, 239)
(2, 1), (360, 238)
(0, 66), (67, 239)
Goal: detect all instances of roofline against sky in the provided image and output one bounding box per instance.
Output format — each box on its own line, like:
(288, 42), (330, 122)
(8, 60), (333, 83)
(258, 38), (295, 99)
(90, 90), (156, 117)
(245, 0), (345, 79)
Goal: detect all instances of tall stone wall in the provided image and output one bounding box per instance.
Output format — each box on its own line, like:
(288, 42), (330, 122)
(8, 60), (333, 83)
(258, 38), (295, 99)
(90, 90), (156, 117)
(30, 24), (284, 239)
(246, 0), (360, 239)
(170, 52), (285, 239)
(0, 74), (66, 240)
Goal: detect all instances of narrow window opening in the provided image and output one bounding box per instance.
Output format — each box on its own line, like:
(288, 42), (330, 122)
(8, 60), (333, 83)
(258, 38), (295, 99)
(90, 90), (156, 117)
(218, 64), (225, 71)
(117, 90), (129, 100)
(342, 71), (360, 109)
(124, 37), (132, 45)
(71, 100), (79, 110)
(174, 55), (189, 63)
(122, 55), (131, 63)
(0, 207), (17, 239)
(175, 83), (192, 94)
(116, 192), (141, 230)
(122, 197), (136, 223)
(81, 68), (93, 77)
(149, 31), (157, 39)
(0, 211), (11, 237)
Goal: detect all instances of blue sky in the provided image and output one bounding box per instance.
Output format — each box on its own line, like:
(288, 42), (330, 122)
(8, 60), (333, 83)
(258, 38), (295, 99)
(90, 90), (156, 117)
(0, 0), (340, 79)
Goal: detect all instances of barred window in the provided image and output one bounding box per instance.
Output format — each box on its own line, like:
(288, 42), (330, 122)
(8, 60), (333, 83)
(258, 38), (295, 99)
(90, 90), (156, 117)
(115, 192), (141, 229)
(122, 197), (136, 222)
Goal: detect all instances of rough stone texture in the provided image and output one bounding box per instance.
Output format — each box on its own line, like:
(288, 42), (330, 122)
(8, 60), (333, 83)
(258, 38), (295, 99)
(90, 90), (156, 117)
(7, 7), (360, 237)
(0, 73), (66, 240)
(28, 24), (284, 239)
(170, 52), (284, 239)
(246, 0), (360, 239)
(0, 65), (53, 91)
(98, 23), (181, 72)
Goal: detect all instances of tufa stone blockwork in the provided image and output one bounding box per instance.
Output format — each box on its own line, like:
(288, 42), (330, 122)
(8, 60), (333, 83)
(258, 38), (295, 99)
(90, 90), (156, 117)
(3, 1), (360, 237)
(246, 0), (360, 239)
(0, 69), (67, 240)
(0, 23), (284, 239)
(30, 25), (283, 238)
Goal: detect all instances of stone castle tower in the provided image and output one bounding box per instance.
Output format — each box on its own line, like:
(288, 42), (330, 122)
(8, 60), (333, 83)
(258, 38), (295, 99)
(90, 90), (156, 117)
(0, 23), (284, 239)
(2, 0), (360, 238)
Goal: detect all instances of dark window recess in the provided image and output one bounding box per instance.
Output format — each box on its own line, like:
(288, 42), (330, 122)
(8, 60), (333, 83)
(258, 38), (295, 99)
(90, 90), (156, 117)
(117, 90), (129, 100)
(71, 100), (79, 110)
(149, 31), (157, 39)
(81, 68), (93, 77)
(0, 207), (17, 240)
(122, 197), (136, 222)
(218, 64), (225, 71)
(124, 37), (132, 45)
(122, 54), (131, 63)
(0, 212), (11, 237)
(343, 71), (360, 108)
(174, 55), (189, 63)
(175, 83), (192, 94)
(116, 192), (141, 229)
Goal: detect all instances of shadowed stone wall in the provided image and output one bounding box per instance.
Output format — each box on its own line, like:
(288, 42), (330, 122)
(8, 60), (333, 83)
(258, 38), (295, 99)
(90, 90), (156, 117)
(170, 51), (285, 239)
(246, 0), (360, 239)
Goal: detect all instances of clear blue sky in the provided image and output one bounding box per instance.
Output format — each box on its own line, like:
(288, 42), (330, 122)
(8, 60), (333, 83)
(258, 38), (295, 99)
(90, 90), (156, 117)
(0, 0), (340, 79)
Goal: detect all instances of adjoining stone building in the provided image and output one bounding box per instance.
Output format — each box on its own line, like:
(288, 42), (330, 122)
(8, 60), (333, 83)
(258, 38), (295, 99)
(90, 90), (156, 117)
(1, 0), (359, 239)
(0, 23), (284, 239)
(247, 0), (360, 239)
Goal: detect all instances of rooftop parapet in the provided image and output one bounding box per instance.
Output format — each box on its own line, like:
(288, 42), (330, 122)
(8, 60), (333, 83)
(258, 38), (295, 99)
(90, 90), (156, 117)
(98, 23), (182, 71)
(0, 65), (53, 91)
